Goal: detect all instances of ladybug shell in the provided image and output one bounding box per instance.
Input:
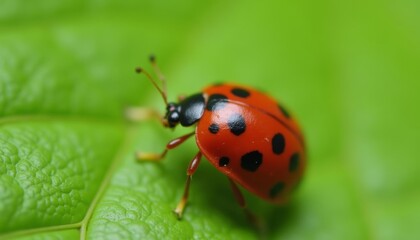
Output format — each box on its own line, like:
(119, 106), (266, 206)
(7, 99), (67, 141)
(195, 83), (305, 204)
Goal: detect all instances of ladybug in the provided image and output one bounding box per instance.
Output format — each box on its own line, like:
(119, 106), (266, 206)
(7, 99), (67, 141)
(132, 56), (305, 219)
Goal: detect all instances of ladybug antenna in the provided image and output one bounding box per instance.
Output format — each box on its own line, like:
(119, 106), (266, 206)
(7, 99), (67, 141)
(149, 54), (167, 100)
(135, 55), (168, 105)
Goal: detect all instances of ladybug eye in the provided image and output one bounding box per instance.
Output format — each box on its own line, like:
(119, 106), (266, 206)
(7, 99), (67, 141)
(167, 103), (177, 112)
(167, 111), (180, 128)
(165, 102), (181, 128)
(169, 111), (179, 121)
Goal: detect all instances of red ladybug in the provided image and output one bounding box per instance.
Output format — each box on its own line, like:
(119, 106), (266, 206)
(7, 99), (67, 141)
(132, 56), (305, 219)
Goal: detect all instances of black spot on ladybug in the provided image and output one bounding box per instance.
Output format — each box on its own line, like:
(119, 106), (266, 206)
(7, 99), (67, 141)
(208, 123), (219, 134)
(219, 156), (230, 167)
(289, 153), (300, 172)
(228, 114), (246, 136)
(231, 88), (250, 98)
(269, 182), (285, 198)
(272, 133), (286, 154)
(241, 151), (263, 172)
(206, 94), (228, 111)
(278, 104), (290, 118)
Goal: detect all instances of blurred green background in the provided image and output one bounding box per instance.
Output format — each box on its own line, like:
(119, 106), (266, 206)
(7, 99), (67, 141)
(1, 0), (419, 239)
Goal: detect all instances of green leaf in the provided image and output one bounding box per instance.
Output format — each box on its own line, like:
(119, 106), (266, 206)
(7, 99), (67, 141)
(1, 0), (419, 239)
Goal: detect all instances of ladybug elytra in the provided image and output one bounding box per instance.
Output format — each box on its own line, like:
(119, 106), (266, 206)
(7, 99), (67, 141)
(132, 56), (306, 220)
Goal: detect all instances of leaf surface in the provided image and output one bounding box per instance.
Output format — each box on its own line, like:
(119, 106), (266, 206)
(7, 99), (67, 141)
(1, 0), (419, 239)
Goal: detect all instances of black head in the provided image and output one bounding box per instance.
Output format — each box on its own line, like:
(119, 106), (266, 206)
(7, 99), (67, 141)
(135, 56), (204, 128)
(165, 102), (181, 128)
(164, 93), (205, 128)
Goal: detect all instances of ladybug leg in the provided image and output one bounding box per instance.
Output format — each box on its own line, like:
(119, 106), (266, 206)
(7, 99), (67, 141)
(177, 95), (186, 102)
(228, 178), (267, 234)
(125, 107), (162, 122)
(228, 178), (246, 208)
(126, 107), (171, 127)
(136, 132), (195, 161)
(173, 151), (202, 219)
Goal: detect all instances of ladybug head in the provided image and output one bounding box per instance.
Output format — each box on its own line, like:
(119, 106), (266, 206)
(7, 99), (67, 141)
(136, 55), (203, 128)
(164, 102), (181, 128)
